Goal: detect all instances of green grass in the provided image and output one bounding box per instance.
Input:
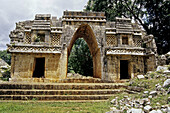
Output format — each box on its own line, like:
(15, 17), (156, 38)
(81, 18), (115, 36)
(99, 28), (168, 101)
(0, 101), (110, 113)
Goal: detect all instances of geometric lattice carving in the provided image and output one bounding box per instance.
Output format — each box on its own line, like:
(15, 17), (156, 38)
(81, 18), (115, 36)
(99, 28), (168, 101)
(133, 38), (142, 47)
(106, 35), (117, 46)
(24, 32), (31, 44)
(51, 34), (61, 46)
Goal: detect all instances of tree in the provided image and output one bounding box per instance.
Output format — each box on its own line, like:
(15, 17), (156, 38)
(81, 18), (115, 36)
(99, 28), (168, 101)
(85, 0), (170, 54)
(0, 50), (11, 65)
(68, 38), (93, 76)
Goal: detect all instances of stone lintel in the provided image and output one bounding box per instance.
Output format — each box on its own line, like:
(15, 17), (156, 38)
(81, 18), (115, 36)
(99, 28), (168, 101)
(51, 31), (62, 34)
(24, 30), (31, 32)
(116, 31), (133, 34)
(133, 33), (142, 36)
(51, 27), (63, 29)
(31, 28), (51, 30)
(105, 28), (116, 30)
(106, 32), (116, 35)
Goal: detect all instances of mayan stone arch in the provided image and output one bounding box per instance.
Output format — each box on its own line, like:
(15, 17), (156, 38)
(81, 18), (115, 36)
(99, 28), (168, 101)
(7, 11), (157, 82)
(67, 24), (102, 78)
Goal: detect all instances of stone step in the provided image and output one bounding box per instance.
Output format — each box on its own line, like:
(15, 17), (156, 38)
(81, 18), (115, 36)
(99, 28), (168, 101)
(59, 78), (113, 83)
(0, 83), (127, 101)
(0, 83), (127, 90)
(0, 89), (125, 95)
(0, 95), (113, 100)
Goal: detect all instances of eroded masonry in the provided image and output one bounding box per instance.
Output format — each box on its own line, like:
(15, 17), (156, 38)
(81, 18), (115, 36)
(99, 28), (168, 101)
(7, 11), (157, 82)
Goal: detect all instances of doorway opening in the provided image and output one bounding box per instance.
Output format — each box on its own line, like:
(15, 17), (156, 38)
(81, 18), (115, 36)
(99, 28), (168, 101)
(120, 60), (129, 79)
(68, 38), (93, 77)
(33, 57), (45, 78)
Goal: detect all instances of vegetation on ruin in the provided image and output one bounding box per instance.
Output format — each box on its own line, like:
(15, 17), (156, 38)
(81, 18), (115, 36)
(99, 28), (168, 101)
(0, 68), (10, 81)
(85, 0), (170, 54)
(0, 50), (11, 65)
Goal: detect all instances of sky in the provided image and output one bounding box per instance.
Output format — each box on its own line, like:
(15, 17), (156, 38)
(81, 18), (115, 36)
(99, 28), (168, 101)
(0, 0), (89, 50)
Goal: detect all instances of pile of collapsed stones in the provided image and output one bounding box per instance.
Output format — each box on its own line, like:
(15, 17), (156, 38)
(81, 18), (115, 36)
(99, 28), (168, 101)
(106, 65), (170, 113)
(109, 94), (169, 113)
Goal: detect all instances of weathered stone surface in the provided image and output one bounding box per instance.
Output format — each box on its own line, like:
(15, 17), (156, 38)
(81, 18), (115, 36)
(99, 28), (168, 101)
(128, 86), (144, 92)
(149, 110), (162, 113)
(110, 98), (117, 105)
(156, 66), (167, 72)
(144, 105), (152, 112)
(137, 75), (145, 79)
(149, 91), (157, 97)
(163, 70), (170, 74)
(127, 108), (144, 113)
(144, 91), (149, 94)
(163, 79), (170, 88)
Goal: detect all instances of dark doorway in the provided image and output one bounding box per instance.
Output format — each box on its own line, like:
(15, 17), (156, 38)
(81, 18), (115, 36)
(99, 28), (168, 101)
(120, 60), (129, 79)
(33, 58), (45, 78)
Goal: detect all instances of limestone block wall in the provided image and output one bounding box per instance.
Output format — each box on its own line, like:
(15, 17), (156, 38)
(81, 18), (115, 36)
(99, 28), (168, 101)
(106, 55), (145, 81)
(11, 53), (62, 80)
(131, 56), (145, 76)
(106, 55), (118, 81)
(147, 55), (157, 71)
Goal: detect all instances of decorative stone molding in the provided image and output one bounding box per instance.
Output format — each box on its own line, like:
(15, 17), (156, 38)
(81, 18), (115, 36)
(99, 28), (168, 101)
(7, 44), (61, 54)
(106, 47), (145, 56)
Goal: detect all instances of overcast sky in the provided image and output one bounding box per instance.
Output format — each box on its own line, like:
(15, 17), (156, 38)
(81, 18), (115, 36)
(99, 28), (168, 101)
(0, 0), (88, 50)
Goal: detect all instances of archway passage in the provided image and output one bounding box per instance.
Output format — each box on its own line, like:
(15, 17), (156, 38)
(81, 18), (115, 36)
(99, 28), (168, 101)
(68, 38), (93, 77)
(67, 24), (102, 78)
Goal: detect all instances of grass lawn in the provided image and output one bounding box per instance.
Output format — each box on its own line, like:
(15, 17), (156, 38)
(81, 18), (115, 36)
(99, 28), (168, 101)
(0, 101), (111, 113)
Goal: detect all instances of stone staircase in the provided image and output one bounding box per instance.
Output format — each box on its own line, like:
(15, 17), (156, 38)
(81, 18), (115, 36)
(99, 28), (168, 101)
(0, 82), (127, 101)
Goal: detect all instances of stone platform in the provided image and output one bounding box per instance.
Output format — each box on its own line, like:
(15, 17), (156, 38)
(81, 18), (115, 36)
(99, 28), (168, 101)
(0, 82), (127, 101)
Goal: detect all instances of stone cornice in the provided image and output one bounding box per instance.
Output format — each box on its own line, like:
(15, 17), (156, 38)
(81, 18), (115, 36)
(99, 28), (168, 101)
(7, 44), (61, 54)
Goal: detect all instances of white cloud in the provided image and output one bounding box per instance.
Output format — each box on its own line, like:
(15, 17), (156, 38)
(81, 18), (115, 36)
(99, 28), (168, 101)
(0, 0), (88, 50)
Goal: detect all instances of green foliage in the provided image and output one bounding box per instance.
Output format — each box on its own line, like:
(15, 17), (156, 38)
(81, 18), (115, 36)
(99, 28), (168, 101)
(2, 70), (10, 80)
(34, 36), (41, 42)
(156, 70), (164, 75)
(68, 38), (93, 76)
(0, 67), (11, 81)
(150, 72), (155, 78)
(85, 0), (170, 54)
(0, 50), (11, 65)
(32, 98), (37, 101)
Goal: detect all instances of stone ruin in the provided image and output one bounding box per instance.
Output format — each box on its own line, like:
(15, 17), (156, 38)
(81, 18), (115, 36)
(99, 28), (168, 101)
(7, 11), (157, 82)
